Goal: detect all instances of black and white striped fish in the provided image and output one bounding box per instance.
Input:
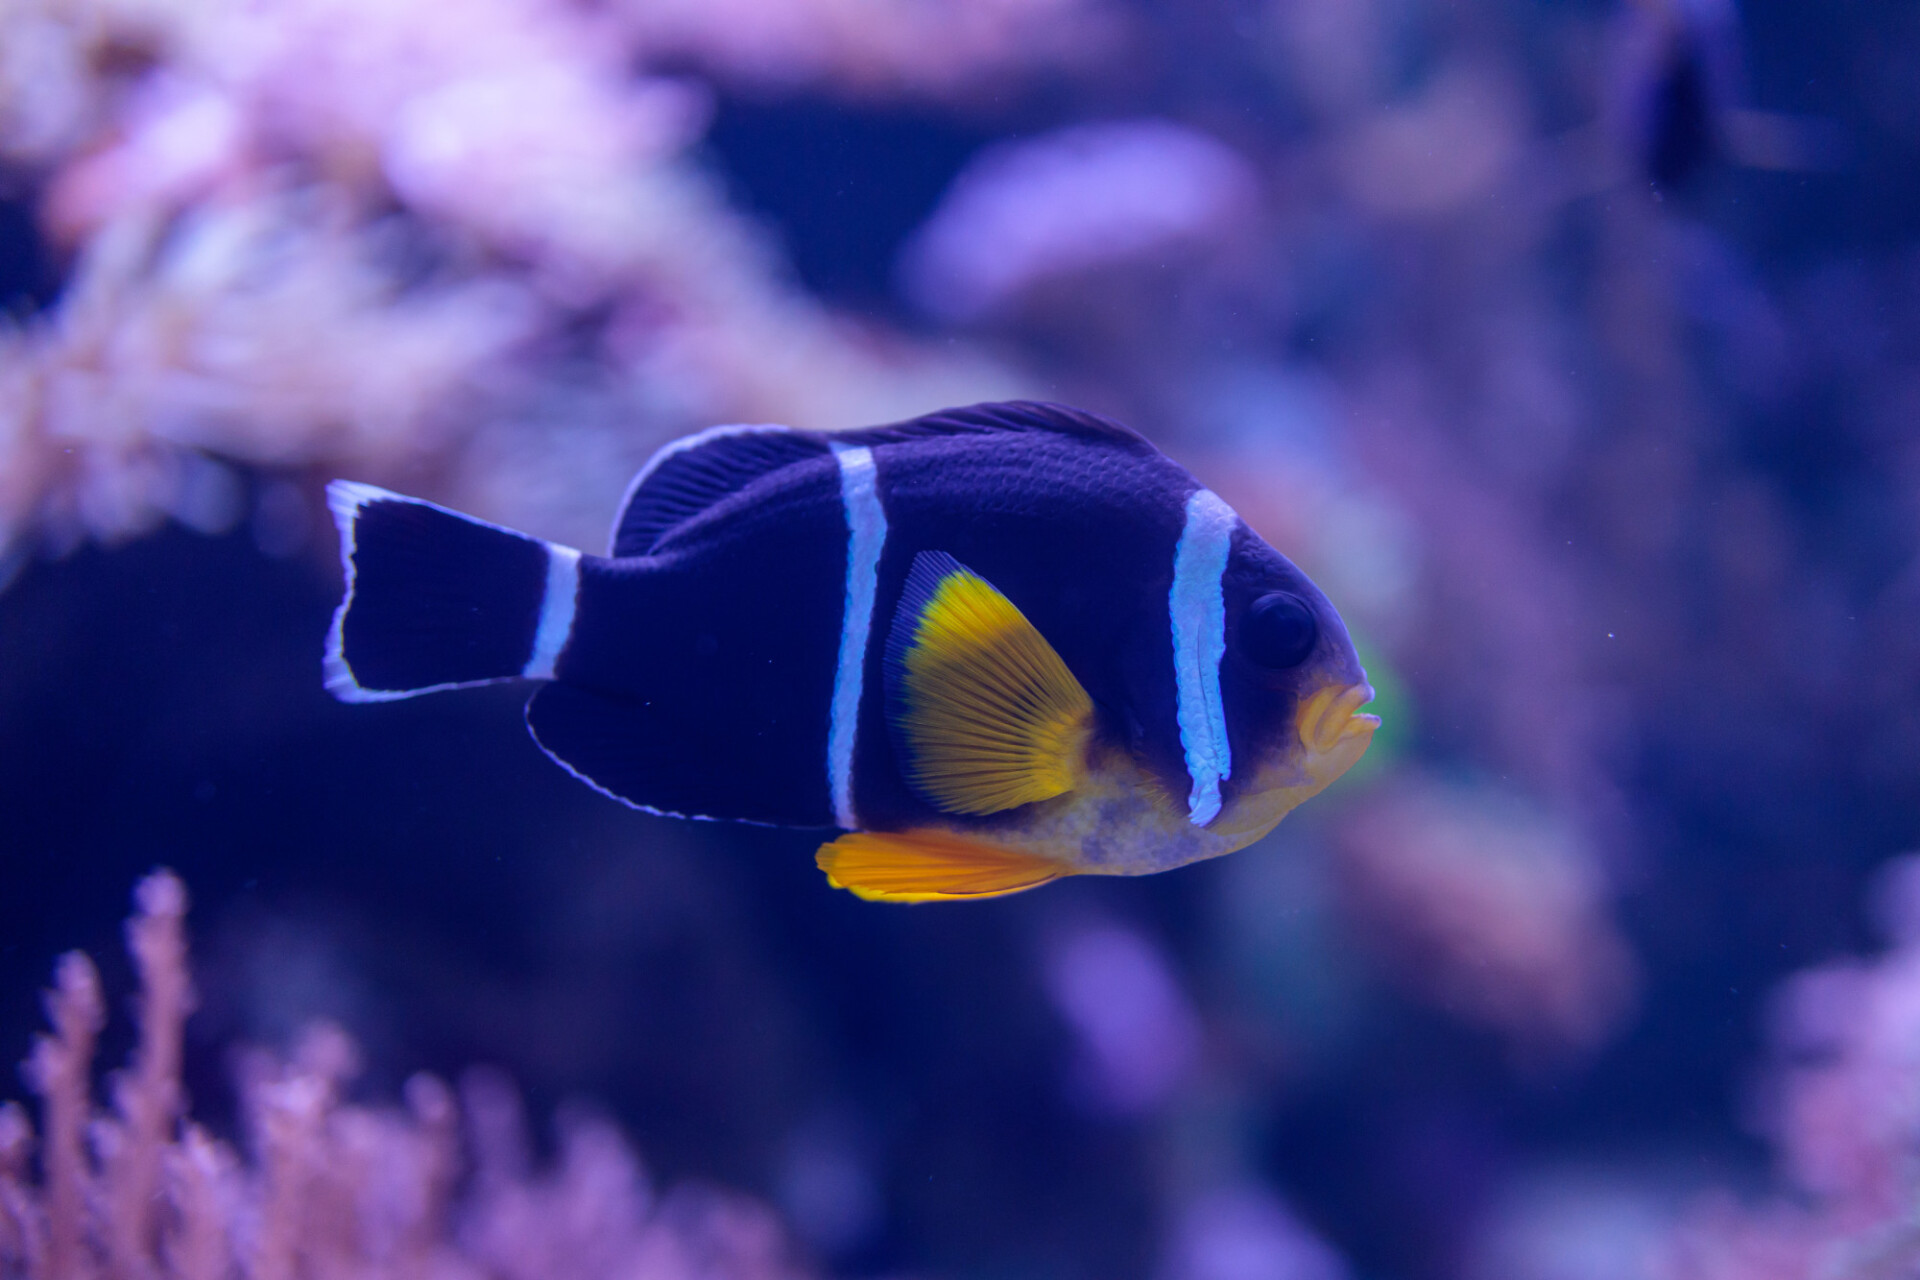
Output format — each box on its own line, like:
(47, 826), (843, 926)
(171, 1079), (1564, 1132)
(324, 402), (1379, 901)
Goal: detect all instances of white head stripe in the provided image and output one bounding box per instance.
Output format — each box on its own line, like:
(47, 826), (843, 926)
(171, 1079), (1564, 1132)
(1171, 488), (1236, 826)
(828, 444), (887, 830)
(522, 544), (581, 680)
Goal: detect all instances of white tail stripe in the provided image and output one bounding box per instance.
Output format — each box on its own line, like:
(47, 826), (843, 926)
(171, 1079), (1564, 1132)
(1171, 488), (1236, 826)
(523, 545), (581, 680)
(828, 444), (887, 830)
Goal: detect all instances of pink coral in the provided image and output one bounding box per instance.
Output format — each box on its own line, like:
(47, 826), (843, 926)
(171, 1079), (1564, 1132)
(1330, 775), (1638, 1060)
(0, 0), (1028, 575)
(0, 872), (817, 1280)
(1654, 855), (1920, 1280)
(899, 120), (1261, 322)
(606, 0), (1116, 101)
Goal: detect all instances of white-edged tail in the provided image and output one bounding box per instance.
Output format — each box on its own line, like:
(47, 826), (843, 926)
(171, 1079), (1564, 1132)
(324, 481), (582, 703)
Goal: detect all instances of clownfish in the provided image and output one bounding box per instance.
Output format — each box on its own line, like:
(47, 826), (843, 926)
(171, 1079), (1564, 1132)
(324, 402), (1378, 902)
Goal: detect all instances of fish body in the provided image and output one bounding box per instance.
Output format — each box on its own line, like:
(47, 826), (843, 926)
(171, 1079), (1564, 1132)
(325, 402), (1377, 901)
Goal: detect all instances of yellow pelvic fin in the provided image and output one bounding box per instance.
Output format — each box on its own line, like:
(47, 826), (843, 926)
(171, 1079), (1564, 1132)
(890, 554), (1093, 815)
(816, 830), (1073, 902)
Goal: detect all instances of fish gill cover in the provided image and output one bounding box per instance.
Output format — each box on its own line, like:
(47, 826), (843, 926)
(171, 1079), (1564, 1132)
(0, 0), (1917, 1275)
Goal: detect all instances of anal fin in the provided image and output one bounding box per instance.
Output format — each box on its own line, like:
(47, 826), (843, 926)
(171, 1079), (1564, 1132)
(816, 830), (1072, 903)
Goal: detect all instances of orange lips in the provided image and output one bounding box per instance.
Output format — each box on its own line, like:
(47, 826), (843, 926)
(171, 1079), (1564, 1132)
(1300, 681), (1381, 758)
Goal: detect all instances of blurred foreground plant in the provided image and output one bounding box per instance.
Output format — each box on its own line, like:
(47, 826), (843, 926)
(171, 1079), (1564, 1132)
(0, 872), (813, 1280)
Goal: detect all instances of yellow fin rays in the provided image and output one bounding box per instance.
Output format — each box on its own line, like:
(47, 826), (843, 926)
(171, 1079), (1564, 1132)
(894, 561), (1093, 815)
(817, 830), (1071, 902)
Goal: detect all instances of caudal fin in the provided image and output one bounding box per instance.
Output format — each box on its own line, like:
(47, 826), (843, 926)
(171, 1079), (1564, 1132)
(324, 481), (581, 702)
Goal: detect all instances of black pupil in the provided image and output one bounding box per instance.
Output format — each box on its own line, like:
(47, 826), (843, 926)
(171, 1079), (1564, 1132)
(1243, 593), (1318, 669)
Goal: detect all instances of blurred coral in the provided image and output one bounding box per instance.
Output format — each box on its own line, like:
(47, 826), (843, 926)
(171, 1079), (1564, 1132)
(1330, 775), (1638, 1060)
(1653, 853), (1920, 1280)
(1467, 1164), (1674, 1280)
(604, 0), (1118, 100)
(0, 201), (537, 566)
(1332, 64), (1527, 220)
(1156, 1182), (1349, 1280)
(899, 120), (1260, 323)
(0, 0), (1023, 576)
(0, 871), (816, 1280)
(1041, 917), (1203, 1117)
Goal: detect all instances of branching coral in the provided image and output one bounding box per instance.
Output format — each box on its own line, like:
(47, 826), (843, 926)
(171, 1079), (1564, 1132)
(0, 871), (815, 1280)
(0, 0), (1027, 574)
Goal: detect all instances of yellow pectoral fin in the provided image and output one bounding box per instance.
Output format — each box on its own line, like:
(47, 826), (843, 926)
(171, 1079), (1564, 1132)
(889, 552), (1093, 816)
(816, 830), (1073, 903)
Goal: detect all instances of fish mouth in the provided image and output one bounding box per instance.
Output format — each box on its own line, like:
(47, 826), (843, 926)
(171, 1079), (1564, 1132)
(1192, 680), (1380, 849)
(1298, 681), (1380, 766)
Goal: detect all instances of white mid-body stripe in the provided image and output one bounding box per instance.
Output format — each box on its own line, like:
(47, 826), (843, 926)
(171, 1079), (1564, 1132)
(828, 443), (888, 829)
(1170, 488), (1237, 826)
(522, 545), (581, 680)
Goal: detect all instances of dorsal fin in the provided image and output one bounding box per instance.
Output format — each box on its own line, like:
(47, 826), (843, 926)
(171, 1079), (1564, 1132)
(838, 400), (1157, 455)
(610, 425), (827, 556)
(885, 550), (1094, 816)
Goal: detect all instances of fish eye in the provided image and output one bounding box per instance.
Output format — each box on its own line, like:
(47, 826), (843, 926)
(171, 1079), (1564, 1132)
(1242, 593), (1318, 669)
